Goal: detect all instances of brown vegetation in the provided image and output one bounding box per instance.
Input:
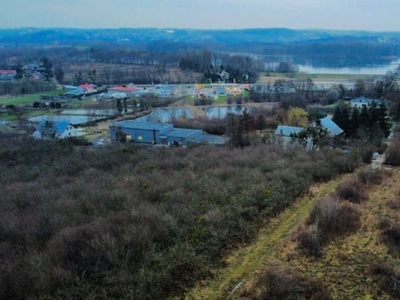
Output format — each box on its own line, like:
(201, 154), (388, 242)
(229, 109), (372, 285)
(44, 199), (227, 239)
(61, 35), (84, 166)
(377, 218), (400, 256)
(370, 262), (400, 299)
(296, 198), (361, 256)
(335, 178), (368, 203)
(240, 267), (330, 300)
(0, 133), (360, 299)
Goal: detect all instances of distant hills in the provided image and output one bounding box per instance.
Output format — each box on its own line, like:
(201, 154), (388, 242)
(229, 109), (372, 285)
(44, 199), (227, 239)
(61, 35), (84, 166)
(1, 27), (400, 47)
(1, 28), (400, 63)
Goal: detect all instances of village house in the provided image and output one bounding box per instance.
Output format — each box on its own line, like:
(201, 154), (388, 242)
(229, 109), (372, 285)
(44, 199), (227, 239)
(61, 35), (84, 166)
(275, 117), (343, 150)
(154, 84), (181, 98)
(350, 96), (390, 109)
(32, 120), (80, 139)
(79, 83), (97, 95)
(274, 125), (304, 148)
(0, 70), (16, 82)
(107, 84), (148, 97)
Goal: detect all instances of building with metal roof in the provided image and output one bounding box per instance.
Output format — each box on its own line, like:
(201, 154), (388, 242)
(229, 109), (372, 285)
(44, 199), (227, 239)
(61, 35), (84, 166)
(274, 125), (303, 137)
(318, 117), (343, 136)
(109, 120), (228, 146)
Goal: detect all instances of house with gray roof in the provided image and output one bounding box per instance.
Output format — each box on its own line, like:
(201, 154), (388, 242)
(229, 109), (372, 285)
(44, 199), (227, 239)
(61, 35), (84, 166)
(317, 117), (344, 136)
(109, 120), (228, 146)
(275, 117), (343, 150)
(350, 96), (389, 109)
(274, 125), (305, 148)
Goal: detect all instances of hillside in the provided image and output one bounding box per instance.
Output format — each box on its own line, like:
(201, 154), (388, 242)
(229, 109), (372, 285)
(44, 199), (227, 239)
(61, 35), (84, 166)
(0, 135), (360, 299)
(185, 166), (400, 299)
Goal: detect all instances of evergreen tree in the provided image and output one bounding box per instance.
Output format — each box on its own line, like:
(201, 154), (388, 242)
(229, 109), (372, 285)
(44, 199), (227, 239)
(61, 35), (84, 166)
(359, 105), (370, 141)
(332, 103), (350, 137)
(378, 103), (391, 138)
(349, 108), (360, 138)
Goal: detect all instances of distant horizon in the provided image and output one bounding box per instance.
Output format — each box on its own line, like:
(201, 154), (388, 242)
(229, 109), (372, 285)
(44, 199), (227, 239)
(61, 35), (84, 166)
(1, 26), (400, 34)
(3, 1), (400, 32)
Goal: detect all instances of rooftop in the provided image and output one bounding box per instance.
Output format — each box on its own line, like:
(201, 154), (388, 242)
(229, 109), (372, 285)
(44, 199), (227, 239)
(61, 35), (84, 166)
(36, 120), (75, 133)
(319, 117), (344, 136)
(162, 128), (202, 138)
(112, 120), (172, 131)
(108, 85), (139, 92)
(275, 125), (303, 136)
(0, 70), (16, 75)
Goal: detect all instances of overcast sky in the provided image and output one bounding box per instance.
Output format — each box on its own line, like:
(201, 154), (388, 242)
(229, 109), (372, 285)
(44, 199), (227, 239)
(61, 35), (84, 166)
(2, 0), (400, 31)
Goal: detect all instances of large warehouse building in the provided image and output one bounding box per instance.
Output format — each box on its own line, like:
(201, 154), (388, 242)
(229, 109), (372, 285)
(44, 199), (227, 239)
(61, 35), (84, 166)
(109, 120), (228, 146)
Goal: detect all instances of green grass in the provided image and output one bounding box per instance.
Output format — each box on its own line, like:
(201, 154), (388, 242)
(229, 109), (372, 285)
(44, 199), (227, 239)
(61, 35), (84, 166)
(0, 90), (61, 106)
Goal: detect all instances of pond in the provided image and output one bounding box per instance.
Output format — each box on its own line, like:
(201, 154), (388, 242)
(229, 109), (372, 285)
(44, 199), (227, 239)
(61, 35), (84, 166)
(205, 106), (254, 119)
(62, 109), (133, 116)
(134, 108), (194, 123)
(28, 115), (106, 125)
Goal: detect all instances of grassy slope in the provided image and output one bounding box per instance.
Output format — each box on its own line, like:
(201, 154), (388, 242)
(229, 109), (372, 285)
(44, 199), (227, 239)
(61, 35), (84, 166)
(184, 173), (354, 299)
(185, 168), (400, 300)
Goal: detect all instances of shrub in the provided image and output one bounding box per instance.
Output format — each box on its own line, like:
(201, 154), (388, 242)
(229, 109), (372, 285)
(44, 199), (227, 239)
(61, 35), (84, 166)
(297, 198), (361, 256)
(336, 178), (367, 203)
(370, 262), (400, 299)
(241, 267), (330, 300)
(385, 141), (400, 166)
(377, 219), (400, 256)
(359, 145), (377, 164)
(296, 224), (321, 256)
(387, 198), (400, 210)
(357, 169), (392, 185)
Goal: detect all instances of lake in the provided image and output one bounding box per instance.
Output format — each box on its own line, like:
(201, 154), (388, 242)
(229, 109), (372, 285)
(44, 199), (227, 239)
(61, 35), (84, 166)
(266, 56), (400, 75)
(61, 109), (133, 116)
(134, 108), (194, 123)
(28, 115), (105, 125)
(205, 106), (253, 119)
(298, 62), (400, 75)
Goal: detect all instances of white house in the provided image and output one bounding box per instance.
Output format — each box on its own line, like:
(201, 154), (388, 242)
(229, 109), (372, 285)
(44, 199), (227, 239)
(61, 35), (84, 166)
(274, 125), (304, 148)
(275, 117), (343, 150)
(33, 121), (79, 139)
(350, 97), (390, 109)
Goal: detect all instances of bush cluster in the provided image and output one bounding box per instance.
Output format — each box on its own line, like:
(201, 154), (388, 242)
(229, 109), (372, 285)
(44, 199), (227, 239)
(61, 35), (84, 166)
(377, 218), (400, 256)
(0, 135), (360, 299)
(357, 169), (392, 185)
(296, 198), (361, 256)
(241, 267), (330, 300)
(370, 261), (400, 299)
(335, 178), (368, 203)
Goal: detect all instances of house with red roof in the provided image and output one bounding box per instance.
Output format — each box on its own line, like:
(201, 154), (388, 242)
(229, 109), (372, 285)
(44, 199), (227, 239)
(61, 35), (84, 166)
(79, 83), (97, 94)
(107, 84), (150, 97)
(0, 70), (16, 82)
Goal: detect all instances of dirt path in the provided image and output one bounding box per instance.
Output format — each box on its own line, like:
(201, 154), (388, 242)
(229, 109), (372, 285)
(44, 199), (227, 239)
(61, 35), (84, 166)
(184, 173), (355, 300)
(184, 167), (400, 300)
